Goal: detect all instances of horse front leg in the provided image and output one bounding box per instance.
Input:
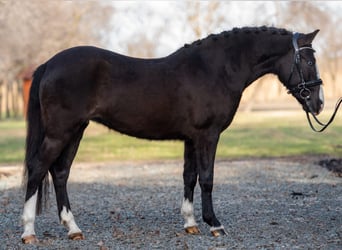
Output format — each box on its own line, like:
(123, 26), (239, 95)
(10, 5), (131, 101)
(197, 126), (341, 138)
(195, 134), (227, 237)
(181, 140), (200, 234)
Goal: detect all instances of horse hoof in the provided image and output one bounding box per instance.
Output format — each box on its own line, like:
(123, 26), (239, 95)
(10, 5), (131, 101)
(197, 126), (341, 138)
(185, 226), (201, 235)
(68, 232), (85, 240)
(22, 235), (38, 244)
(211, 228), (227, 237)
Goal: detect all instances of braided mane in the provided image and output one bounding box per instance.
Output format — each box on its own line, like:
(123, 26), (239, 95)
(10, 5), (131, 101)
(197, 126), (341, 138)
(184, 26), (292, 49)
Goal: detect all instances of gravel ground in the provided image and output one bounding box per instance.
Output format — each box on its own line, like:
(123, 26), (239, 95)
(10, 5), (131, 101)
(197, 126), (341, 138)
(0, 157), (341, 250)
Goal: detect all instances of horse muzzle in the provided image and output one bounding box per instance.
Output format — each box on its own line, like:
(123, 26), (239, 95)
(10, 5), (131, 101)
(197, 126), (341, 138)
(312, 85), (325, 115)
(304, 87), (324, 115)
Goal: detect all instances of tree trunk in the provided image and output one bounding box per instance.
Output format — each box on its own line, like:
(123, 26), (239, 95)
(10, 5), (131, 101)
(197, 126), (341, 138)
(5, 80), (10, 118)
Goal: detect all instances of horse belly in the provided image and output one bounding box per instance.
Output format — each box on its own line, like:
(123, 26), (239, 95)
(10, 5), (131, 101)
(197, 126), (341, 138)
(93, 96), (186, 140)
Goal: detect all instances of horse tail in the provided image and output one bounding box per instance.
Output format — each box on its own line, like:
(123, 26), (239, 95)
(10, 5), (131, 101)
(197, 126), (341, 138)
(23, 63), (49, 215)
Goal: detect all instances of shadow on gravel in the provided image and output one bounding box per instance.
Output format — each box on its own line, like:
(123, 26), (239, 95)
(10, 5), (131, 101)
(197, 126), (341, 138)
(318, 158), (342, 177)
(1, 175), (341, 249)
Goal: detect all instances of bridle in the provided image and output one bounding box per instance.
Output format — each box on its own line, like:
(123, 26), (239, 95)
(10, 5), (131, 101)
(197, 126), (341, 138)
(287, 32), (322, 99)
(287, 32), (341, 132)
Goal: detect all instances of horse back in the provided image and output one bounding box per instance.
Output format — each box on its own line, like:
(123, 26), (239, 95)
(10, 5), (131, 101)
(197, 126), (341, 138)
(40, 47), (189, 139)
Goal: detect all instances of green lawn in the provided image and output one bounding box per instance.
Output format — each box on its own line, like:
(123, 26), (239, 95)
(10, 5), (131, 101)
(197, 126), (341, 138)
(0, 110), (341, 165)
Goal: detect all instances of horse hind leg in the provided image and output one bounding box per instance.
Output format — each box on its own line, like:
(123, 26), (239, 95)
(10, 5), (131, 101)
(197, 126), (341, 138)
(49, 122), (88, 240)
(22, 135), (69, 243)
(21, 190), (39, 244)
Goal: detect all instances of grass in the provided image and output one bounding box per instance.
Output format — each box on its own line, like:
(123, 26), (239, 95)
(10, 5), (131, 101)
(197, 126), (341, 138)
(0, 110), (341, 165)
(218, 114), (342, 158)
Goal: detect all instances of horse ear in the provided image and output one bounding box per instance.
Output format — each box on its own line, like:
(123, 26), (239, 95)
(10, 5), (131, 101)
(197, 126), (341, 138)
(298, 30), (320, 46)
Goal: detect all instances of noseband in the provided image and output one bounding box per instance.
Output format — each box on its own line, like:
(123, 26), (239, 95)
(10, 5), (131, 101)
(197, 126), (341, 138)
(287, 32), (341, 132)
(287, 32), (322, 99)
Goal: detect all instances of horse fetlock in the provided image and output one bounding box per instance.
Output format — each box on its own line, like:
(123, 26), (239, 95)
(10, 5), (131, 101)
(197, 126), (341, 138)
(60, 206), (82, 238)
(202, 213), (215, 225)
(181, 199), (198, 228)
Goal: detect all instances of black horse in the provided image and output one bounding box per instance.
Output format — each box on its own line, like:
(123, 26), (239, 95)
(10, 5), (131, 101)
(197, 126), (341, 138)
(22, 26), (324, 243)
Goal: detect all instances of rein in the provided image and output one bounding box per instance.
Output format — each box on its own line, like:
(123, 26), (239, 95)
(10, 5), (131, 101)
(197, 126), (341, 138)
(305, 97), (342, 132)
(288, 32), (342, 132)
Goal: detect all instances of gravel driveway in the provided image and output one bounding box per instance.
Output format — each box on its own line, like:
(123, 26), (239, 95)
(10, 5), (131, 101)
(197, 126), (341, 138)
(1, 157), (341, 249)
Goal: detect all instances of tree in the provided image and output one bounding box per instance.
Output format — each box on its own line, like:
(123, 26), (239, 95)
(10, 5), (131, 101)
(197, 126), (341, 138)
(0, 0), (113, 118)
(186, 1), (222, 38)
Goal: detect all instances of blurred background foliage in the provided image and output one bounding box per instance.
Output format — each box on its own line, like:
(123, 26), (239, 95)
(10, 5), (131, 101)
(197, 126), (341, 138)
(0, 1), (341, 118)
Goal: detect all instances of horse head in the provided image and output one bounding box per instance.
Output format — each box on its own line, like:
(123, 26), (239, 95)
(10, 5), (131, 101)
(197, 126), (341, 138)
(277, 30), (324, 115)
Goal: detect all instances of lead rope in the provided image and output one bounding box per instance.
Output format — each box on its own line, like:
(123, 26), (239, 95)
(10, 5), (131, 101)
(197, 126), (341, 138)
(306, 97), (342, 132)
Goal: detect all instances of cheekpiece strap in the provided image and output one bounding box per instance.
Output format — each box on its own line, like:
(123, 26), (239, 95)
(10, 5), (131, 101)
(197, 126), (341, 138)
(292, 32), (300, 52)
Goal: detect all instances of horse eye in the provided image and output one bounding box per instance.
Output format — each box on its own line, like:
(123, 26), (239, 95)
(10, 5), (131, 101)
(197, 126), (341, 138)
(307, 61), (314, 66)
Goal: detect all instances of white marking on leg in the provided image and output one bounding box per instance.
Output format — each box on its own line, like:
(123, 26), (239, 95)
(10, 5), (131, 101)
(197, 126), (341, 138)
(210, 225), (226, 232)
(21, 190), (38, 238)
(181, 198), (197, 228)
(60, 206), (82, 236)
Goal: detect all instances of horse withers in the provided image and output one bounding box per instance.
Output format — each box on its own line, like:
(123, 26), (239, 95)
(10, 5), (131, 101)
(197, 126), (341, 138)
(21, 26), (324, 243)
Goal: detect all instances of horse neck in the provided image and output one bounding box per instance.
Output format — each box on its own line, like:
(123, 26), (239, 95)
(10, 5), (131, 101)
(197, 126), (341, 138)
(171, 28), (292, 91)
(244, 33), (292, 87)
